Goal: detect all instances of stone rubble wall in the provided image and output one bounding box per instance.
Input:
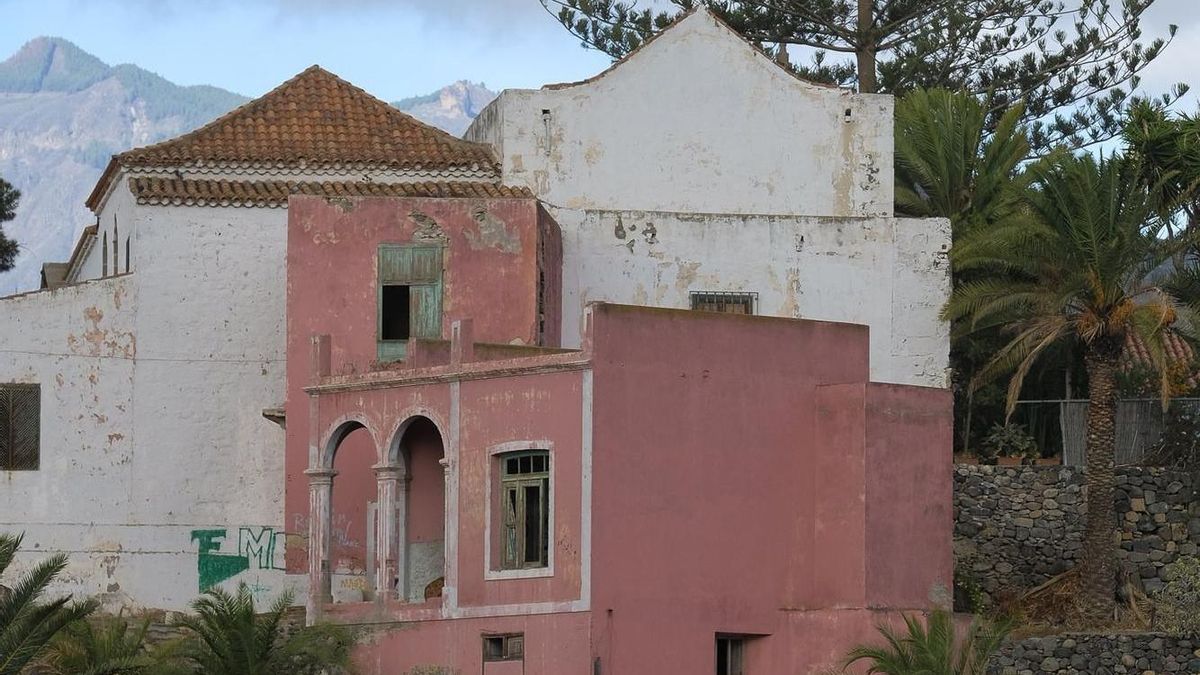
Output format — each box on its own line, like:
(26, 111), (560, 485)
(954, 465), (1200, 604)
(988, 634), (1200, 674)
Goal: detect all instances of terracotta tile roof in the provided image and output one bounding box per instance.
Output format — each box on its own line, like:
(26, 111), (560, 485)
(88, 66), (497, 211)
(1122, 330), (1199, 389)
(128, 177), (534, 208)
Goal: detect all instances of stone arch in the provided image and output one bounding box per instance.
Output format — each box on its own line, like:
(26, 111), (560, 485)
(321, 416), (379, 469)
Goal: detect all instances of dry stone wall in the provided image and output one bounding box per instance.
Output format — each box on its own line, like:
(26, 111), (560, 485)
(988, 634), (1200, 674)
(954, 465), (1200, 604)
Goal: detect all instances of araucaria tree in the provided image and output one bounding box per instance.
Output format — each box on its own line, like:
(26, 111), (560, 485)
(542, 0), (1184, 152)
(0, 177), (19, 273)
(943, 152), (1193, 622)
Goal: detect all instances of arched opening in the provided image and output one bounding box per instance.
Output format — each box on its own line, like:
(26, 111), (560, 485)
(394, 416), (446, 603)
(328, 421), (376, 603)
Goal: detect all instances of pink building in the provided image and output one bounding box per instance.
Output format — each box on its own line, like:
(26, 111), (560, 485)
(285, 192), (952, 674)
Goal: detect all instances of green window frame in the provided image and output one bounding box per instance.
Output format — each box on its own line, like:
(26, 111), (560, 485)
(377, 244), (443, 361)
(499, 450), (550, 570)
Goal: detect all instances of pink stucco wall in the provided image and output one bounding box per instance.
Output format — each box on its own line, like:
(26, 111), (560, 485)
(285, 195), (562, 573)
(330, 427), (375, 577)
(585, 304), (950, 674)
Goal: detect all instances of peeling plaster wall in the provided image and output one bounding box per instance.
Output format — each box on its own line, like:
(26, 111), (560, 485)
(466, 10), (893, 218)
(465, 9), (950, 387)
(557, 208), (950, 387)
(0, 194), (299, 611)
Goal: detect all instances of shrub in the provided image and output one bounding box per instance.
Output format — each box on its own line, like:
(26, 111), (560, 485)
(982, 423), (1038, 462)
(842, 609), (1009, 674)
(1154, 556), (1200, 638)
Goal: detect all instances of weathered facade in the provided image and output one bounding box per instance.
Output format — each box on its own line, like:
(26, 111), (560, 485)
(0, 68), (503, 609)
(2, 5), (952, 636)
(284, 189), (952, 672)
(465, 8), (951, 388)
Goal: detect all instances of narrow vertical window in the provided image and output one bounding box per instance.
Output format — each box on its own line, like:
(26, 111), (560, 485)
(112, 221), (119, 274)
(499, 450), (549, 569)
(0, 384), (40, 471)
(124, 237), (130, 273)
(716, 636), (745, 675)
(102, 232), (109, 277)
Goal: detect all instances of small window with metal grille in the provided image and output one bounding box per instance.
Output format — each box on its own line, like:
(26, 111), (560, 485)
(690, 291), (757, 315)
(483, 633), (524, 662)
(0, 383), (40, 471)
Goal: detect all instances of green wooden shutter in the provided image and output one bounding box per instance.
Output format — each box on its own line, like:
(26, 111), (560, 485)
(409, 284), (442, 339)
(377, 245), (443, 361)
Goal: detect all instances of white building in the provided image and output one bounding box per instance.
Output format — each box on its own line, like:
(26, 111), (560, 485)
(0, 67), (502, 610)
(0, 8), (948, 611)
(466, 8), (949, 387)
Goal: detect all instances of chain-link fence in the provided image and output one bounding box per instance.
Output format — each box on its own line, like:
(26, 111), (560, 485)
(1012, 398), (1200, 466)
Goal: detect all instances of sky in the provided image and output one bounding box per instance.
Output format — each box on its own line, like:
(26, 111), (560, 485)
(0, 0), (1196, 105)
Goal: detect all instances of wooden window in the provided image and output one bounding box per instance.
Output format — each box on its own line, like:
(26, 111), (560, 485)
(691, 291), (756, 315)
(500, 450), (549, 570)
(716, 636), (745, 675)
(377, 244), (442, 361)
(0, 384), (40, 471)
(483, 633), (524, 662)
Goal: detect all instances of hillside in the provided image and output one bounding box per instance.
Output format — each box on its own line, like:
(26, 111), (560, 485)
(0, 38), (494, 293)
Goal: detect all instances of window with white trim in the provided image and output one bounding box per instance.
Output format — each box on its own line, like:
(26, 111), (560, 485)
(499, 450), (549, 570)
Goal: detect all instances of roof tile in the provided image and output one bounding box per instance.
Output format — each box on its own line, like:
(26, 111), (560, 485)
(117, 66), (496, 172)
(128, 177), (534, 208)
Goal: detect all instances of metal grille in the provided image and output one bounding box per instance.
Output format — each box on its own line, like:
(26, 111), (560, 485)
(0, 383), (40, 471)
(689, 291), (757, 315)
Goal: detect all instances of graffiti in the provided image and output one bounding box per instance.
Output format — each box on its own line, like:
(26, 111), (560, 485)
(190, 526), (287, 592)
(238, 527), (287, 571)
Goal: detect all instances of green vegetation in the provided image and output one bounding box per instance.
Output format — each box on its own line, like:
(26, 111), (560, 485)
(0, 177), (18, 273)
(842, 609), (1009, 674)
(173, 585), (352, 675)
(981, 423), (1039, 464)
(944, 150), (1196, 622)
(0, 533), (97, 675)
(41, 616), (187, 675)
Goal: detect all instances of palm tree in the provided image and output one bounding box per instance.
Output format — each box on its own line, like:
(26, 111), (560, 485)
(42, 616), (188, 675)
(895, 88), (1035, 453)
(843, 609), (1009, 674)
(175, 584), (352, 675)
(943, 151), (1192, 623)
(894, 88), (1029, 234)
(0, 532), (97, 674)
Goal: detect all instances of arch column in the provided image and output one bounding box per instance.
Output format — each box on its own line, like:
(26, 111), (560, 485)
(373, 464), (406, 601)
(305, 467), (337, 608)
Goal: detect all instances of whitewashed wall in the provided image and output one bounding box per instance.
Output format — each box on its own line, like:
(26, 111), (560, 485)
(467, 8), (949, 387)
(466, 9), (893, 219)
(556, 208), (950, 387)
(0, 195), (300, 611)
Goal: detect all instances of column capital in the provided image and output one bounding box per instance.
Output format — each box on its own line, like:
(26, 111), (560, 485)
(304, 467), (337, 485)
(371, 464), (405, 479)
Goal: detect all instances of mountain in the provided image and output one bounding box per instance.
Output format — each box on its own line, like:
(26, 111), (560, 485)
(0, 37), (495, 293)
(393, 80), (496, 137)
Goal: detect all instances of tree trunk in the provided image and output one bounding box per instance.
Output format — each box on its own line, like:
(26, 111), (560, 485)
(1078, 339), (1121, 624)
(856, 0), (877, 93)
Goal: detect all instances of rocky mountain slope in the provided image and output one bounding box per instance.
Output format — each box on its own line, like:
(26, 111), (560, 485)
(0, 38), (494, 293)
